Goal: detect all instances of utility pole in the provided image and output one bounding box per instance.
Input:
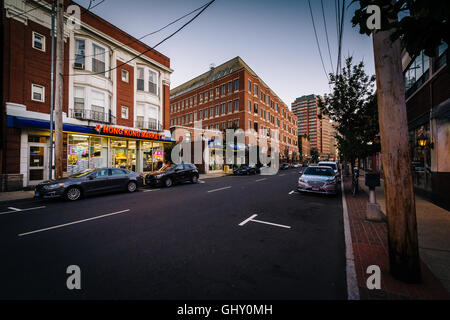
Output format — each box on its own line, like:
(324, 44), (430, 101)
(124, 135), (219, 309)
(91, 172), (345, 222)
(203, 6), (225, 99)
(49, 0), (55, 180)
(54, 0), (64, 179)
(372, 28), (421, 282)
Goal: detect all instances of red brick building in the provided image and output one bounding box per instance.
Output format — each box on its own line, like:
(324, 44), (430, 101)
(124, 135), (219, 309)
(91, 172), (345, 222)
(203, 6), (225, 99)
(169, 57), (298, 171)
(1, 0), (174, 190)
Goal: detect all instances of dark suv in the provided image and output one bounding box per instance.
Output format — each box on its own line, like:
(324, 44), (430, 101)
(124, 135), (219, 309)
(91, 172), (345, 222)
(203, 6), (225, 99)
(145, 163), (199, 187)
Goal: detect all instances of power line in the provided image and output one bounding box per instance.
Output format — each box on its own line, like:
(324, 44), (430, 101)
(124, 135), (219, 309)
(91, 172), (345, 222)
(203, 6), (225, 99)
(63, 0), (210, 61)
(64, 0), (216, 76)
(321, 0), (334, 73)
(307, 0), (329, 83)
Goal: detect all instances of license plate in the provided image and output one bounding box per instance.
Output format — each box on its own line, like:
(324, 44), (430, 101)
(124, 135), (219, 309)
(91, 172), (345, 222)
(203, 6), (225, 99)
(312, 187), (320, 191)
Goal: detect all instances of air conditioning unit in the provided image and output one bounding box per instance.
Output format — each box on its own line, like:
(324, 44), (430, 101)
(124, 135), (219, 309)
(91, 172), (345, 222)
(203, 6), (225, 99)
(73, 62), (85, 70)
(73, 110), (84, 118)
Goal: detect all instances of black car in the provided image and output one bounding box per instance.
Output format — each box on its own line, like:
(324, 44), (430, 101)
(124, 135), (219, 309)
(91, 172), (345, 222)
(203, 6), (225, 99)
(145, 163), (199, 187)
(280, 163), (290, 170)
(233, 164), (259, 175)
(34, 168), (143, 201)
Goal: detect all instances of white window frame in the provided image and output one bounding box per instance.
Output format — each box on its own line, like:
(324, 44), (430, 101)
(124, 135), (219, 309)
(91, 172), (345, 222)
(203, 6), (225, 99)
(32, 32), (45, 52)
(31, 84), (45, 102)
(121, 69), (129, 83)
(121, 106), (129, 119)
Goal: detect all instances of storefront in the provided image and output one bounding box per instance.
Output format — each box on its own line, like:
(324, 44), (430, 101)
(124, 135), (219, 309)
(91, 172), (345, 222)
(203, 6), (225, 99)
(6, 115), (175, 186)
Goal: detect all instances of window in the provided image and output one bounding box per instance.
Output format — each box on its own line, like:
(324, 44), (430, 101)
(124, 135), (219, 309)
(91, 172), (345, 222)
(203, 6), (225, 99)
(215, 87), (220, 97)
(234, 99), (239, 112)
(435, 41), (448, 70)
(253, 84), (258, 95)
(215, 105), (219, 116)
(248, 100), (252, 112)
(74, 87), (84, 111)
(221, 103), (225, 114)
(148, 70), (158, 94)
(121, 106), (129, 119)
(32, 32), (45, 51)
(248, 120), (252, 129)
(92, 44), (106, 75)
(91, 90), (106, 121)
(404, 51), (429, 97)
(210, 107), (214, 117)
(254, 103), (258, 114)
(221, 84), (226, 95)
(137, 68), (145, 91)
(233, 79), (239, 91)
(74, 39), (85, 68)
(227, 82), (232, 93)
(248, 80), (251, 92)
(234, 119), (239, 128)
(31, 84), (45, 102)
(121, 69), (129, 82)
(199, 109), (203, 120)
(227, 101), (232, 113)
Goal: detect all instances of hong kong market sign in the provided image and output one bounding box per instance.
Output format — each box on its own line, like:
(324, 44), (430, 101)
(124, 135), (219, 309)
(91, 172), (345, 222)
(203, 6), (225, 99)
(94, 124), (167, 142)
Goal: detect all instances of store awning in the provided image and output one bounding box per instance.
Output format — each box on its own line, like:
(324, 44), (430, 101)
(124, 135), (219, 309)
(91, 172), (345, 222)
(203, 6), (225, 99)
(7, 115), (176, 143)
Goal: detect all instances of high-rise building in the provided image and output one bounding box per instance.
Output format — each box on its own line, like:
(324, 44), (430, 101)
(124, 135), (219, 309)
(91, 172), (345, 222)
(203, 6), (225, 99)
(291, 94), (333, 158)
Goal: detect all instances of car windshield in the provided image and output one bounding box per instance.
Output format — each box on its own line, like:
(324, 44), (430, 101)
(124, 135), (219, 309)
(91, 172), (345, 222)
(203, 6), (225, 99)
(304, 167), (334, 176)
(319, 163), (337, 170)
(71, 169), (96, 178)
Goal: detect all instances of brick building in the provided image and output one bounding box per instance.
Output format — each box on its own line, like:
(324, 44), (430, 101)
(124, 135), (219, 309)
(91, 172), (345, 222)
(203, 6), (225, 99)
(169, 57), (298, 171)
(291, 94), (334, 159)
(1, 0), (174, 190)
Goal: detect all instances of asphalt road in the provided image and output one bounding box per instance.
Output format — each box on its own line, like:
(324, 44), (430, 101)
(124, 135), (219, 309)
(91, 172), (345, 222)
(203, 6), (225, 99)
(0, 169), (346, 299)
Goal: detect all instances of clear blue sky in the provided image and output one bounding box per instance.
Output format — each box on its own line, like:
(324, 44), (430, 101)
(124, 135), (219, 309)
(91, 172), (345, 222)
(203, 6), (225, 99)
(78, 0), (375, 108)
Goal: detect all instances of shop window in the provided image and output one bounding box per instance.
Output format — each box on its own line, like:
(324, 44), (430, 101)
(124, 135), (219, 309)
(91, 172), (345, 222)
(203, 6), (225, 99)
(32, 32), (45, 51)
(31, 84), (45, 102)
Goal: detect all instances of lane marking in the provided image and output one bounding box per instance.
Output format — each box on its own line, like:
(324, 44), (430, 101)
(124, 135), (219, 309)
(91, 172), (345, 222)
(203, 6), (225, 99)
(239, 214), (291, 229)
(288, 190), (295, 195)
(207, 186), (231, 193)
(255, 178), (267, 182)
(0, 206), (46, 215)
(18, 209), (130, 237)
(143, 189), (160, 192)
(198, 180), (206, 184)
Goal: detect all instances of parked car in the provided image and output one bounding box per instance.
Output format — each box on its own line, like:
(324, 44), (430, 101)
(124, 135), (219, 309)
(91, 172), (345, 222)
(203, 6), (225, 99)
(292, 163), (300, 168)
(318, 161), (340, 181)
(280, 163), (290, 170)
(34, 168), (143, 201)
(298, 166), (338, 195)
(145, 163), (199, 187)
(233, 164), (259, 175)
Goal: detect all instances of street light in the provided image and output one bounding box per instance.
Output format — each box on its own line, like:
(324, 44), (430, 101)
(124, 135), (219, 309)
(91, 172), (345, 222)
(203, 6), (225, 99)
(417, 134), (428, 148)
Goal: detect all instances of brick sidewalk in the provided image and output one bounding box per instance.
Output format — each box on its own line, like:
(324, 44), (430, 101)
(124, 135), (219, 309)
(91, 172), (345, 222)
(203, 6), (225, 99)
(343, 176), (449, 300)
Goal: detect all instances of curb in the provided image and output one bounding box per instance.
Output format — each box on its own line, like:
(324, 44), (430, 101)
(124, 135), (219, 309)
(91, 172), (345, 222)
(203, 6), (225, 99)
(340, 176), (360, 300)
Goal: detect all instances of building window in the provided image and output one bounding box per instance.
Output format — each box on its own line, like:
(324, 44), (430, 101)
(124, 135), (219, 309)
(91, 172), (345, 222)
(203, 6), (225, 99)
(254, 103), (258, 114)
(74, 39), (85, 68)
(121, 69), (129, 82)
(233, 79), (239, 91)
(248, 100), (251, 112)
(215, 87), (220, 97)
(148, 70), (158, 94)
(32, 32), (45, 51)
(73, 87), (85, 111)
(137, 68), (145, 91)
(435, 41), (448, 70)
(227, 82), (232, 93)
(31, 84), (45, 102)
(92, 44), (106, 75)
(221, 103), (225, 114)
(404, 51), (430, 97)
(248, 80), (251, 92)
(91, 90), (106, 121)
(121, 106), (129, 119)
(234, 99), (239, 112)
(215, 105), (219, 116)
(227, 101), (232, 113)
(254, 84), (258, 95)
(221, 84), (226, 95)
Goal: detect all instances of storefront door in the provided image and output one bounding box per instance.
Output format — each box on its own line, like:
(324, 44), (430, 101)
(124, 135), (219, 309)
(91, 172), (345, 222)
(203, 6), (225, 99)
(28, 143), (47, 185)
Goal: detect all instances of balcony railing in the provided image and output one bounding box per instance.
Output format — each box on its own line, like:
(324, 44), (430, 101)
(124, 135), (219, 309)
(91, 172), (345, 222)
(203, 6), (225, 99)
(135, 120), (162, 132)
(69, 108), (116, 124)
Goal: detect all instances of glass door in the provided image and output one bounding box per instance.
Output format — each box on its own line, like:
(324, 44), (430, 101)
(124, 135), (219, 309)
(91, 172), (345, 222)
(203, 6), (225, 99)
(28, 144), (47, 184)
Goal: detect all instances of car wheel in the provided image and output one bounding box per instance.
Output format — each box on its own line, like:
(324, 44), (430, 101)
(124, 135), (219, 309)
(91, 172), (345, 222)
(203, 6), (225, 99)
(127, 181), (137, 193)
(191, 175), (198, 184)
(164, 178), (173, 188)
(65, 186), (81, 201)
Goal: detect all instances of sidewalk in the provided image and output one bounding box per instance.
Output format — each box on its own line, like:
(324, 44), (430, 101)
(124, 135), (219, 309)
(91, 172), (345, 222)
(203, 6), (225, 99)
(344, 175), (449, 299)
(0, 190), (35, 202)
(199, 172), (231, 179)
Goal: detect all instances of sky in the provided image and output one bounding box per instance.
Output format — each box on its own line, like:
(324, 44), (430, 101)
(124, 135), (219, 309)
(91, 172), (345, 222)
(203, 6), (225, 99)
(77, 0), (375, 108)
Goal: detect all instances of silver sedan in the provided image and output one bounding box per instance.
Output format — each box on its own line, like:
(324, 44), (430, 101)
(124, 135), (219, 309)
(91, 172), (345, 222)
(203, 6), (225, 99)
(297, 166), (338, 195)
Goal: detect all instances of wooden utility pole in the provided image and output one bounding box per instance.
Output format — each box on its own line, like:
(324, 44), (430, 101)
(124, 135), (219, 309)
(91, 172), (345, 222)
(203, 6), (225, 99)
(372, 29), (421, 282)
(54, 0), (64, 179)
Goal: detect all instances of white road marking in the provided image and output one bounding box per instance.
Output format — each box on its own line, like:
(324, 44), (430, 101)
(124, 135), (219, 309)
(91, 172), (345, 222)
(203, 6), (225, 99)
(238, 214), (258, 226)
(198, 180), (206, 184)
(288, 190), (295, 195)
(0, 206), (46, 215)
(239, 214), (291, 229)
(207, 186), (231, 193)
(18, 209), (131, 237)
(255, 178), (267, 182)
(143, 189), (160, 192)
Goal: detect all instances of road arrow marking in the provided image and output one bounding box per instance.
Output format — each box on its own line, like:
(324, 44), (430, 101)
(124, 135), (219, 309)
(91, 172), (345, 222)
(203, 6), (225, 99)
(239, 214), (291, 229)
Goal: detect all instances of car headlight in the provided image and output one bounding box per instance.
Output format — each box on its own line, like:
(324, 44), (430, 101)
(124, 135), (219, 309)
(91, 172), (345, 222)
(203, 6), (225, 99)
(46, 183), (65, 189)
(155, 174), (164, 179)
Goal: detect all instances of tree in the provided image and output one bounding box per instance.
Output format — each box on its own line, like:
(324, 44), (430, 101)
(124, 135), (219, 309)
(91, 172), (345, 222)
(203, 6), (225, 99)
(349, 0), (450, 282)
(310, 148), (319, 163)
(319, 57), (380, 169)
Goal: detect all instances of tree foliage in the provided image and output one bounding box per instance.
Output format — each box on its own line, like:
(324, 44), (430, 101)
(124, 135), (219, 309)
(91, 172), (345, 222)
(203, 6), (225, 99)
(352, 0), (450, 57)
(319, 57), (380, 165)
